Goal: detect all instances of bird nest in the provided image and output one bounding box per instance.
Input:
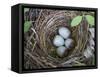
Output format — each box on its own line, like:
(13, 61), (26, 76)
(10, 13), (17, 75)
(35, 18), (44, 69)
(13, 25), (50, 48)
(24, 9), (95, 69)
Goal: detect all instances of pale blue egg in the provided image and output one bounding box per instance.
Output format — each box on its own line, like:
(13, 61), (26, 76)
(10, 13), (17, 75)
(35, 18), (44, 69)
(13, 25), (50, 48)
(53, 35), (64, 47)
(65, 38), (73, 48)
(58, 27), (71, 39)
(57, 46), (66, 57)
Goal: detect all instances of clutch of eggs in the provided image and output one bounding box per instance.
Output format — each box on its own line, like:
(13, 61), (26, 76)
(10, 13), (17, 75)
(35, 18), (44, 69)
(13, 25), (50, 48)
(53, 27), (74, 57)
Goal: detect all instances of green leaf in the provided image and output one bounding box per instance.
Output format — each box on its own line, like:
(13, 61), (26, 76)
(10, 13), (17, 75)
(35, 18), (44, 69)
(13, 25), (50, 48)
(24, 8), (29, 13)
(24, 21), (32, 33)
(85, 15), (94, 26)
(71, 16), (82, 27)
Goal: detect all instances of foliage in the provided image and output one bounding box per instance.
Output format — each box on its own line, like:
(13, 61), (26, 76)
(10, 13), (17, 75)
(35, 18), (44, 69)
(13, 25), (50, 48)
(71, 15), (94, 27)
(24, 21), (32, 33)
(85, 15), (94, 26)
(71, 16), (82, 27)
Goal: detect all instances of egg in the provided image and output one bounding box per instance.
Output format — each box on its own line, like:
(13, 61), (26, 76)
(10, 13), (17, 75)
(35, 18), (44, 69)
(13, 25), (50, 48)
(53, 35), (64, 47)
(57, 46), (66, 57)
(65, 38), (74, 49)
(58, 27), (71, 39)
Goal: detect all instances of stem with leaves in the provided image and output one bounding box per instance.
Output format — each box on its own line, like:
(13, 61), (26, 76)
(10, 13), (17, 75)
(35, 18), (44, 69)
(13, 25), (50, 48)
(71, 14), (95, 27)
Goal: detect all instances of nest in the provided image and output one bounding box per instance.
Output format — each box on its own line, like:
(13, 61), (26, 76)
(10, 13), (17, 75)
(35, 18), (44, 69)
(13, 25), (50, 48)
(24, 9), (95, 69)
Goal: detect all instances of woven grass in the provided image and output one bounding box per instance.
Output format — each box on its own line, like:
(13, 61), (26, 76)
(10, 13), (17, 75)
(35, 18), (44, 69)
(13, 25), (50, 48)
(24, 9), (95, 69)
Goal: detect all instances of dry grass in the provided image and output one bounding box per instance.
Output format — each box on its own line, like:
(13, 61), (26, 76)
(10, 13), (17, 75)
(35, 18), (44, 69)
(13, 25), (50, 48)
(24, 9), (95, 69)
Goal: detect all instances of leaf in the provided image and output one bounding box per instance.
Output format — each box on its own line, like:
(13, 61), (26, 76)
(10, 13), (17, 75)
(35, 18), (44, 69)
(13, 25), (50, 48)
(71, 16), (82, 27)
(24, 21), (32, 33)
(85, 15), (94, 26)
(24, 8), (29, 13)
